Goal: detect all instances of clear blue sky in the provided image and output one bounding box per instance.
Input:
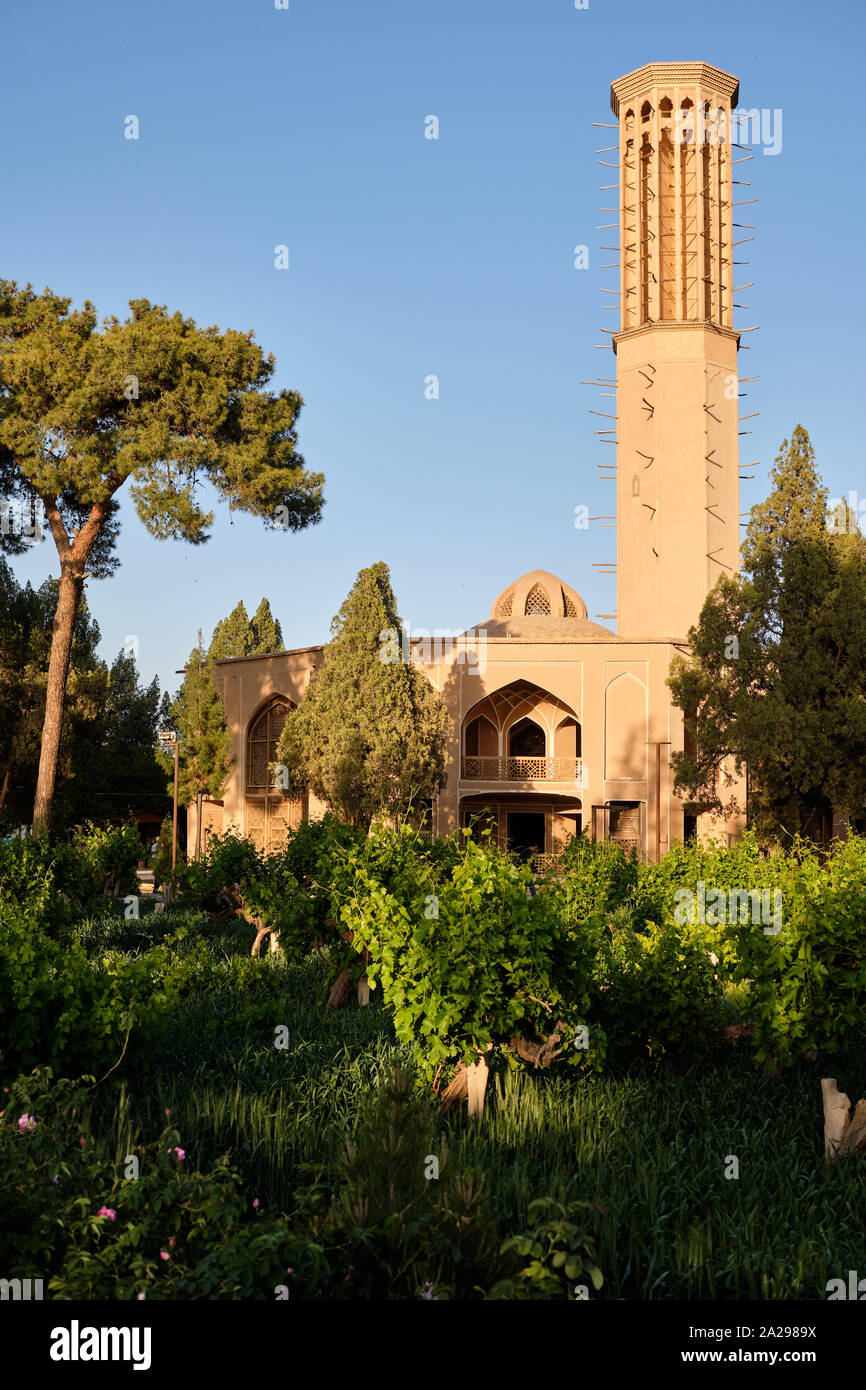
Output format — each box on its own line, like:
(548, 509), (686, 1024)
(3, 0), (864, 699)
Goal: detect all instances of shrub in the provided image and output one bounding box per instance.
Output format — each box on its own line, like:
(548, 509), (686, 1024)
(331, 826), (605, 1083)
(295, 1065), (502, 1299)
(0, 821), (140, 930)
(0, 1069), (327, 1299)
(0, 905), (230, 1079)
(731, 835), (866, 1068)
(588, 908), (726, 1060)
(176, 830), (261, 910)
(492, 1197), (605, 1301)
(557, 834), (640, 922)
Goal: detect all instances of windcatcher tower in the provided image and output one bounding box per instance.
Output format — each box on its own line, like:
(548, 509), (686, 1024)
(609, 63), (743, 638)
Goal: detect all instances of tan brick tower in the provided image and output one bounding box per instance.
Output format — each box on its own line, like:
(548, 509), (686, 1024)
(610, 63), (742, 639)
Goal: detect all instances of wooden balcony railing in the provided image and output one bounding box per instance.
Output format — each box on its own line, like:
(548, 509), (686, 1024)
(461, 756), (584, 783)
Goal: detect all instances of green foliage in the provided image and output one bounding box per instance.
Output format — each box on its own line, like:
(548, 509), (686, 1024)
(0, 280), (323, 828)
(74, 649), (171, 825)
(668, 425), (866, 841)
(0, 898), (238, 1078)
(177, 829), (261, 908)
(0, 1069), (327, 1299)
(556, 833), (640, 920)
(208, 598), (283, 661)
(151, 816), (176, 891)
(590, 911), (726, 1060)
(178, 819), (362, 977)
(170, 646), (235, 807)
(729, 835), (866, 1069)
(276, 562), (451, 829)
(493, 1197), (604, 1300)
(3, 880), (864, 1301)
(0, 821), (140, 928)
(555, 829), (866, 1069)
(331, 826), (604, 1080)
(65, 820), (142, 902)
(0, 559), (114, 830)
(0, 283), (323, 553)
(249, 598), (283, 654)
(297, 1065), (502, 1299)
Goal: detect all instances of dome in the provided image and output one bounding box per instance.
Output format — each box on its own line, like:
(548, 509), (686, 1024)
(490, 571), (588, 621)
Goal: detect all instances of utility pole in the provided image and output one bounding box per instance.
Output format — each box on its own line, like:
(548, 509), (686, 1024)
(157, 730), (181, 893)
(172, 739), (179, 874)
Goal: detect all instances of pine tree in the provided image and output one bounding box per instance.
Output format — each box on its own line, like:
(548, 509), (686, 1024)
(276, 562), (451, 829)
(669, 426), (866, 843)
(250, 598), (283, 653)
(171, 644), (235, 857)
(0, 281), (323, 829)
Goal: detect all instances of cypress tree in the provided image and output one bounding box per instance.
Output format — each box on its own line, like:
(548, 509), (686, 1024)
(669, 426), (866, 842)
(208, 598), (283, 659)
(171, 643), (235, 857)
(276, 562), (450, 829)
(209, 602), (254, 661)
(250, 598), (283, 653)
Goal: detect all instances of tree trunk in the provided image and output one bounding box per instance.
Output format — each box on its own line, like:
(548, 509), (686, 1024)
(249, 919), (270, 957)
(32, 497), (108, 833)
(822, 1077), (866, 1159)
(440, 1062), (469, 1110)
(195, 791), (203, 861)
(0, 765), (11, 819)
(32, 564), (83, 831)
(467, 1047), (491, 1119)
(327, 968), (353, 1009)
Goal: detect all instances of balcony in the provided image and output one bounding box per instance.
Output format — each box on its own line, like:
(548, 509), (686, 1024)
(461, 755), (584, 783)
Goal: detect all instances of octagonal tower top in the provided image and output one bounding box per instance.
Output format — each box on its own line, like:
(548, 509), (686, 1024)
(610, 61), (739, 116)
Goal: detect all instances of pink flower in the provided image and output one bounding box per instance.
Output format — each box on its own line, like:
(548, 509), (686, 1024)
(168, 1147), (185, 1160)
(165, 1109), (171, 1118)
(160, 1251), (170, 1261)
(17, 1113), (36, 1131)
(253, 1198), (260, 1209)
(96, 1206), (116, 1221)
(169, 1237), (175, 1248)
(79, 1137), (85, 1146)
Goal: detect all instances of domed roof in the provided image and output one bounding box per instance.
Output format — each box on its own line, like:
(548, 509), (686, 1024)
(490, 570), (587, 621)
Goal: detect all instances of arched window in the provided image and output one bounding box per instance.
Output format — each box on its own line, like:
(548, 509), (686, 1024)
(246, 699), (291, 790)
(509, 717), (545, 759)
(464, 715), (497, 758)
(245, 698), (305, 851)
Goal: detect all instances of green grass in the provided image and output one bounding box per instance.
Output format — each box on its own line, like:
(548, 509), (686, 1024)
(72, 905), (866, 1300)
